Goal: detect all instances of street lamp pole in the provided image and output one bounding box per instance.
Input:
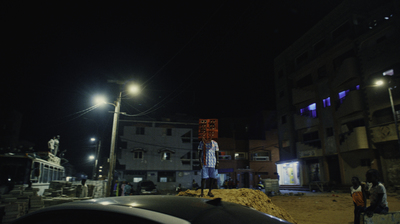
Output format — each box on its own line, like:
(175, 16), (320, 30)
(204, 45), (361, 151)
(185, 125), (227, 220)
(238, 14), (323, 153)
(388, 87), (400, 153)
(106, 91), (121, 197)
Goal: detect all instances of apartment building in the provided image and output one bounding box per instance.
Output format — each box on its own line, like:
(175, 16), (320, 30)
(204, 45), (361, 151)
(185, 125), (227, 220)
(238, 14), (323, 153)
(116, 112), (280, 191)
(274, 0), (400, 188)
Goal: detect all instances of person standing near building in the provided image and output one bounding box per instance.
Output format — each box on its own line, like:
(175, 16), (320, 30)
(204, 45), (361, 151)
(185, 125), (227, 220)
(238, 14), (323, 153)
(198, 136), (219, 197)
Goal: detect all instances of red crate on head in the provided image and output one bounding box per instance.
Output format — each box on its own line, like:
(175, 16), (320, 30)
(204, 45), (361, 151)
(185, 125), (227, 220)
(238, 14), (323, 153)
(198, 119), (218, 140)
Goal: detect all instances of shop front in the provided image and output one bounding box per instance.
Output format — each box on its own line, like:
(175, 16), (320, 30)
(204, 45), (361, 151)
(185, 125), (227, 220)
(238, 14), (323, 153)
(276, 160), (300, 186)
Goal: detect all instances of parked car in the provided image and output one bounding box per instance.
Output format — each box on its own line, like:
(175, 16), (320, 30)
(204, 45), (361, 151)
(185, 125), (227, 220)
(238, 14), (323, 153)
(12, 195), (292, 224)
(136, 180), (158, 195)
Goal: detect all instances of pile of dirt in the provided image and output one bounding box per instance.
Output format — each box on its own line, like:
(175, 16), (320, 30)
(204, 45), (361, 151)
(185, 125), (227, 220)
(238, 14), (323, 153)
(177, 188), (297, 223)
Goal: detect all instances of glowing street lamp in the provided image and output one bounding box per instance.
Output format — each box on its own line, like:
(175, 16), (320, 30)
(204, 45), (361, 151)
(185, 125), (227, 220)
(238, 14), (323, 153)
(98, 80), (141, 197)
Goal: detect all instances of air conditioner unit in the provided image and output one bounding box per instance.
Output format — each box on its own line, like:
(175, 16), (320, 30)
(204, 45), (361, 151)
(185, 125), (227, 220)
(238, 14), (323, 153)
(254, 156), (269, 161)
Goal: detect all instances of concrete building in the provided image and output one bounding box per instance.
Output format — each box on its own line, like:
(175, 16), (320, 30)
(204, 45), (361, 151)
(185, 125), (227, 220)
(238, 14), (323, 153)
(274, 0), (400, 189)
(117, 117), (200, 192)
(116, 112), (280, 192)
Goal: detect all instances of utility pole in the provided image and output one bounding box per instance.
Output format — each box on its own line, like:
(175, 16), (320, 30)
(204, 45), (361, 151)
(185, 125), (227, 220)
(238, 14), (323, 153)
(106, 90), (122, 197)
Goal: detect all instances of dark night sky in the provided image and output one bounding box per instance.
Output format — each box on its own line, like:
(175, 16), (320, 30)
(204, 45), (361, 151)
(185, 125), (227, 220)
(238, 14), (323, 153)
(1, 1), (343, 174)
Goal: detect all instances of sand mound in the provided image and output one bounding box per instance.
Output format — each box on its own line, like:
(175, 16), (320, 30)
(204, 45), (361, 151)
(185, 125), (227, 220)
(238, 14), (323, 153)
(177, 188), (297, 223)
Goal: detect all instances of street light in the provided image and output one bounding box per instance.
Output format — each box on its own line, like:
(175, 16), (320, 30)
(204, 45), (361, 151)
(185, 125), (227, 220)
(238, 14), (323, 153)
(99, 80), (140, 197)
(373, 76), (400, 155)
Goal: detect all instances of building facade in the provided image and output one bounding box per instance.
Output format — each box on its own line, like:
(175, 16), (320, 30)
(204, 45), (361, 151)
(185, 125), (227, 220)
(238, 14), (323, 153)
(274, 0), (400, 188)
(117, 118), (200, 192)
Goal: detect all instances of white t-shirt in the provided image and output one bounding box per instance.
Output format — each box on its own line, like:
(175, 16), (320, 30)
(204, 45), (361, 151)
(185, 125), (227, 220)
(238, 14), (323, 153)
(368, 182), (388, 208)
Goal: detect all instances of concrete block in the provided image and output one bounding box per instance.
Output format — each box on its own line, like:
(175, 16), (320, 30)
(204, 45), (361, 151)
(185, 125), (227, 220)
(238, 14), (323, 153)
(362, 212), (400, 224)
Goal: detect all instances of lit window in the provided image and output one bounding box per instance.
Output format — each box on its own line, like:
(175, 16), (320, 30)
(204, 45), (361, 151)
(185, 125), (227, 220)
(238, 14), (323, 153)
(299, 103), (317, 118)
(162, 152), (171, 160)
(383, 69), (394, 76)
(323, 97), (331, 107)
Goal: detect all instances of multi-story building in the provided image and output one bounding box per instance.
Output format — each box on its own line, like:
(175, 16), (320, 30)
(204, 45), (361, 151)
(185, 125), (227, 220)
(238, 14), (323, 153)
(117, 116), (200, 192)
(274, 0), (400, 188)
(116, 112), (280, 191)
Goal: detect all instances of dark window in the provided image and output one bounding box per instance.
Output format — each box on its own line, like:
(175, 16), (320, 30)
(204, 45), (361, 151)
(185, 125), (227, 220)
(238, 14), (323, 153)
(333, 49), (355, 70)
(119, 142), (127, 149)
(134, 151), (143, 159)
(279, 90), (284, 98)
(361, 159), (371, 167)
(317, 65), (327, 79)
(296, 74), (313, 88)
(136, 127), (145, 135)
(166, 128), (172, 136)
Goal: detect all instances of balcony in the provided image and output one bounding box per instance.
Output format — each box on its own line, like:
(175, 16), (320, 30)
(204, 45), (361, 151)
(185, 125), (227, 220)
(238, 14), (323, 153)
(292, 88), (314, 105)
(294, 114), (319, 130)
(332, 57), (359, 88)
(296, 142), (323, 158)
(370, 123), (400, 143)
(339, 126), (369, 152)
(336, 90), (364, 118)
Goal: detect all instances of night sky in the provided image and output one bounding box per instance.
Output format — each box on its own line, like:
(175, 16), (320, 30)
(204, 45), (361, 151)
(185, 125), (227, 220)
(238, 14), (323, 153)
(1, 1), (343, 174)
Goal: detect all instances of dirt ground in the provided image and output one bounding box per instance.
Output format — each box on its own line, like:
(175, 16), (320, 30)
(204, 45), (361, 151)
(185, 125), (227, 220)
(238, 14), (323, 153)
(177, 189), (400, 224)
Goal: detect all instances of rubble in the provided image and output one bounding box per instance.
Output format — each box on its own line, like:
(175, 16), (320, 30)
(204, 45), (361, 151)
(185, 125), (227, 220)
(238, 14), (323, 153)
(177, 188), (298, 224)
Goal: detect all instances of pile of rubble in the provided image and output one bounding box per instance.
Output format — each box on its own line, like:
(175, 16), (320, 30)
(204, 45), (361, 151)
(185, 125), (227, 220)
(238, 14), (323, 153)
(178, 188), (298, 223)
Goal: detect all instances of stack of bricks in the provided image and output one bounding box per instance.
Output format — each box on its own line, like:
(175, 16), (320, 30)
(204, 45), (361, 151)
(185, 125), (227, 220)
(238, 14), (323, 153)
(0, 186), (30, 224)
(198, 119), (218, 140)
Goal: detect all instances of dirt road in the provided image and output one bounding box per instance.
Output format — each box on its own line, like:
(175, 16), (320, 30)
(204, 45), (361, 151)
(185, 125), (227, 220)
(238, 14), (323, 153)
(271, 191), (400, 224)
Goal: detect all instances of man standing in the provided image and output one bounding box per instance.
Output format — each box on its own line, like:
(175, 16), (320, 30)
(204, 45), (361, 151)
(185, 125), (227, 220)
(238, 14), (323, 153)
(198, 136), (219, 197)
(48, 137), (55, 154)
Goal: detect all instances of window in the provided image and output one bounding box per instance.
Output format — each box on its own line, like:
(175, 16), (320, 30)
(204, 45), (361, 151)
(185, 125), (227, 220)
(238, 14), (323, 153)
(338, 85), (360, 104)
(136, 127), (145, 135)
(157, 171), (175, 182)
(279, 90), (284, 98)
(181, 131), (191, 143)
(317, 65), (327, 79)
(133, 177), (143, 183)
(296, 74), (313, 88)
(383, 69), (394, 76)
(134, 151), (143, 159)
(323, 97), (331, 107)
(251, 151), (271, 161)
(361, 159), (371, 167)
(234, 152), (247, 160)
(300, 103), (317, 118)
(218, 151), (231, 160)
(161, 152), (171, 160)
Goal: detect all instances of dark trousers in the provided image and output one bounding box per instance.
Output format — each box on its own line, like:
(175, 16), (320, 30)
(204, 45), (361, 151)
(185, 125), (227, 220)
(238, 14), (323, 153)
(355, 206), (389, 224)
